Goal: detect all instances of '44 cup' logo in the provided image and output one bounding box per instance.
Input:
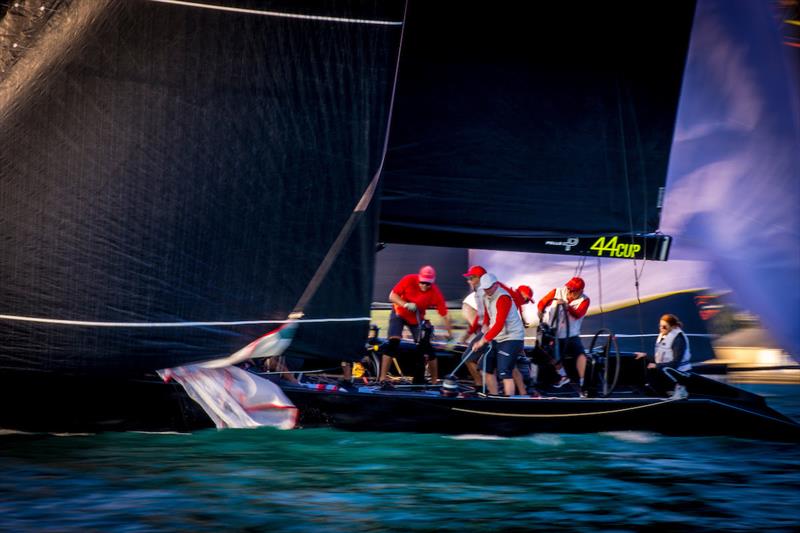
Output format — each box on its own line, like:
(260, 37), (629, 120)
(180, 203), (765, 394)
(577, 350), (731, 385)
(589, 236), (642, 258)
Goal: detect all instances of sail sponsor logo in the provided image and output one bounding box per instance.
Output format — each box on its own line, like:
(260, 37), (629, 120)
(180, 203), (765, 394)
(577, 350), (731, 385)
(589, 236), (641, 258)
(545, 237), (579, 252)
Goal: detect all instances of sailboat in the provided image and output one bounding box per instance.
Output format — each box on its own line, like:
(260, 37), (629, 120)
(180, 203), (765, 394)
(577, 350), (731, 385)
(1, 0), (797, 439)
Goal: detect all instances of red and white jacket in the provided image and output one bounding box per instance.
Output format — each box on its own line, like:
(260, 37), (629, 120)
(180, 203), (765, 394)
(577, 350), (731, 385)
(482, 285), (525, 343)
(469, 282), (528, 335)
(537, 286), (590, 339)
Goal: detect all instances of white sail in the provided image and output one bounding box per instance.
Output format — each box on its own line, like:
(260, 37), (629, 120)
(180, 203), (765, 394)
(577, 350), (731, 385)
(158, 365), (297, 430)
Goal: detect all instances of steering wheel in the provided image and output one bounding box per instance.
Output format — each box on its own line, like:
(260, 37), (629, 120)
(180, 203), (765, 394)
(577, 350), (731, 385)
(588, 328), (621, 397)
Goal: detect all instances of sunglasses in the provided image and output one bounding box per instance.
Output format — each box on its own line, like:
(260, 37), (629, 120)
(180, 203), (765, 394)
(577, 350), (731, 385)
(659, 324), (669, 329)
(419, 281), (431, 286)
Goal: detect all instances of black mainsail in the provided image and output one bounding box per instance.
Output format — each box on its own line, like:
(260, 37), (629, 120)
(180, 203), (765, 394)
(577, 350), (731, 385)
(379, 1), (695, 255)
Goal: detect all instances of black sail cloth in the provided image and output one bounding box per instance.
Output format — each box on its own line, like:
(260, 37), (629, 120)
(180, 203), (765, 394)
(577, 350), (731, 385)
(379, 1), (695, 250)
(0, 0), (404, 376)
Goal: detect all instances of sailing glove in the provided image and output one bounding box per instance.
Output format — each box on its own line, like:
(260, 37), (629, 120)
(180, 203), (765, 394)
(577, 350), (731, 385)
(403, 302), (417, 312)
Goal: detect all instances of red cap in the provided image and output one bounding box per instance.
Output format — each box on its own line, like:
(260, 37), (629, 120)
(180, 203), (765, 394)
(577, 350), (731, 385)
(462, 265), (487, 278)
(517, 285), (533, 301)
(566, 277), (585, 291)
(418, 265), (436, 283)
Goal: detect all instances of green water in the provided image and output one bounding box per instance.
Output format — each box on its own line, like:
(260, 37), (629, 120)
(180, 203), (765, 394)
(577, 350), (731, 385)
(1, 384), (799, 532)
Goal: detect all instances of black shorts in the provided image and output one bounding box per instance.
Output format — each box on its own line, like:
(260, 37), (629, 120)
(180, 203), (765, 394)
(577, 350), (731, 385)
(485, 339), (524, 380)
(555, 336), (585, 363)
(387, 310), (420, 341)
(387, 311), (435, 360)
(462, 333), (485, 363)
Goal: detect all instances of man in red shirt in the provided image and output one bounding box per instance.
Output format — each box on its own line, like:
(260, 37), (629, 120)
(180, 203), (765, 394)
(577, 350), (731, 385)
(378, 265), (453, 385)
(537, 277), (590, 390)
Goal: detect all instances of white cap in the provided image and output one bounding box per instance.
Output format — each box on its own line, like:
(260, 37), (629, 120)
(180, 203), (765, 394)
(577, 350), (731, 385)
(479, 273), (498, 290)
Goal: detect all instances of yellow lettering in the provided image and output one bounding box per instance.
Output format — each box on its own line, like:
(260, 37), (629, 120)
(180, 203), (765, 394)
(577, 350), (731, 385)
(602, 236), (618, 255)
(590, 237), (606, 256)
(591, 238), (644, 259)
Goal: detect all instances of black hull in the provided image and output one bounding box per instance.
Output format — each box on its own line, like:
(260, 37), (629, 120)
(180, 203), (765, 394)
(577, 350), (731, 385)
(283, 385), (800, 442)
(2, 371), (797, 442)
(0, 372), (214, 434)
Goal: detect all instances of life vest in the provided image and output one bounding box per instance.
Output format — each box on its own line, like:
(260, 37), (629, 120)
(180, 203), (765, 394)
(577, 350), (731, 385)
(654, 327), (692, 371)
(542, 286), (588, 338)
(484, 285), (525, 343)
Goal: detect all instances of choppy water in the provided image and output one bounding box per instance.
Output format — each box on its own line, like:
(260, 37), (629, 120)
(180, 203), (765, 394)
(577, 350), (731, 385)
(1, 384), (799, 532)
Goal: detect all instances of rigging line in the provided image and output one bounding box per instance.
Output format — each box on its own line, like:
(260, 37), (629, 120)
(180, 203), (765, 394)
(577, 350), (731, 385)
(631, 257), (646, 354)
(451, 397), (683, 418)
(573, 256), (586, 277)
(615, 81), (636, 247)
(636, 256), (648, 282)
(627, 89), (648, 314)
(625, 82), (650, 261)
(291, 0), (408, 316)
(624, 78), (650, 302)
(0, 314), (369, 327)
(632, 254), (647, 353)
(615, 81), (646, 352)
(597, 257), (604, 329)
(145, 0), (404, 26)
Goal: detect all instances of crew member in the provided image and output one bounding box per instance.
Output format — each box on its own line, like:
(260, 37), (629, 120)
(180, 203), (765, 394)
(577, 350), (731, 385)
(379, 265), (453, 385)
(507, 284), (536, 394)
(472, 273), (526, 396)
(513, 285), (534, 327)
(537, 277), (589, 390)
(466, 277), (536, 394)
(636, 313), (692, 396)
(460, 265), (488, 388)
